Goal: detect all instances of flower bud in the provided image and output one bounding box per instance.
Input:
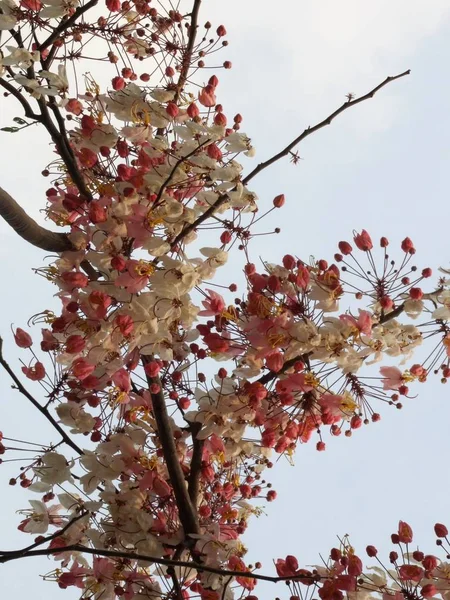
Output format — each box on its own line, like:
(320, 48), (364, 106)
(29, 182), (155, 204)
(273, 194), (285, 208)
(401, 237), (415, 253)
(14, 328), (32, 348)
(434, 523), (448, 537)
(338, 241), (353, 255)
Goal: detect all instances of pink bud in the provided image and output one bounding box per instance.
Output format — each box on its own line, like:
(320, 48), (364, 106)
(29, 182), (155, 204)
(398, 520), (413, 543)
(166, 102), (179, 118)
(214, 112), (227, 127)
(282, 254), (296, 270)
(88, 201), (107, 224)
(216, 25), (226, 37)
(187, 103), (199, 118)
(111, 76), (125, 90)
(207, 143), (222, 161)
(72, 358), (96, 380)
(273, 194), (285, 208)
(401, 237), (415, 253)
(409, 287), (423, 300)
(338, 241), (353, 255)
(65, 335), (85, 354)
(14, 328), (32, 348)
(421, 584), (438, 599)
(434, 523), (448, 537)
(198, 85), (216, 107)
(144, 361), (161, 378)
(61, 272), (89, 289)
(265, 352), (284, 373)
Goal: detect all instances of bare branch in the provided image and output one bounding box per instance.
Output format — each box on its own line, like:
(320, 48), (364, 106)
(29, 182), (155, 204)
(242, 70), (411, 186)
(0, 337), (84, 456)
(175, 0), (202, 100)
(0, 186), (74, 252)
(171, 71), (410, 249)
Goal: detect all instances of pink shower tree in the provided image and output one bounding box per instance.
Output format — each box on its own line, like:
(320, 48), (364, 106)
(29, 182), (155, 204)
(0, 1), (449, 599)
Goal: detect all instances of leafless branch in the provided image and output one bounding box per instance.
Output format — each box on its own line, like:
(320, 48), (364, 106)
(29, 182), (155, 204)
(175, 0), (202, 100)
(172, 71), (410, 248)
(242, 70), (411, 186)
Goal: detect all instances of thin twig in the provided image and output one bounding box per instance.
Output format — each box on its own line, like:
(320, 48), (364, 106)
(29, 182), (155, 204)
(242, 70), (410, 186)
(172, 71), (410, 248)
(175, 0), (202, 100)
(0, 337), (84, 456)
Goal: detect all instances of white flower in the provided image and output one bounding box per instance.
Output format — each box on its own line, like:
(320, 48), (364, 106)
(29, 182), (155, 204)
(40, 0), (80, 19)
(150, 89), (176, 102)
(3, 47), (40, 68)
(0, 13), (16, 29)
(33, 451), (74, 489)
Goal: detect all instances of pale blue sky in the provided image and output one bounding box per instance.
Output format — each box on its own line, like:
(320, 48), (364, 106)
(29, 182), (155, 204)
(1, 1), (450, 598)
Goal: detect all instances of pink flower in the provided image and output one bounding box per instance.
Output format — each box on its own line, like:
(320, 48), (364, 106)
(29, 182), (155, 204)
(353, 229), (373, 251)
(275, 555), (299, 577)
(72, 358), (96, 380)
(339, 309), (372, 336)
(379, 366), (403, 390)
(22, 362), (46, 381)
(112, 368), (131, 392)
(398, 564), (424, 582)
(199, 289), (226, 316)
(398, 520), (413, 543)
(198, 85), (217, 107)
(115, 260), (152, 293)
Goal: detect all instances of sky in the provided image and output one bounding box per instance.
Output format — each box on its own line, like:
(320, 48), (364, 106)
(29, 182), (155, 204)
(1, 0), (450, 598)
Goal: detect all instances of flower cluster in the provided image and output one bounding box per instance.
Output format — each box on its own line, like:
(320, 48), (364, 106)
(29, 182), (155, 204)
(1, 2), (450, 600)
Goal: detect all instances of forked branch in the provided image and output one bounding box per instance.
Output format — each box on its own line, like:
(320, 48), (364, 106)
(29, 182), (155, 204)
(172, 70), (410, 248)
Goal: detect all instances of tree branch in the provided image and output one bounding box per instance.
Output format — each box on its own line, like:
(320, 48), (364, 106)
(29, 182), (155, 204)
(0, 543), (319, 584)
(171, 71), (410, 249)
(0, 78), (41, 121)
(143, 361), (199, 538)
(175, 0), (202, 100)
(187, 422), (204, 506)
(0, 186), (74, 252)
(38, 0), (99, 52)
(0, 337), (84, 456)
(242, 70), (410, 186)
